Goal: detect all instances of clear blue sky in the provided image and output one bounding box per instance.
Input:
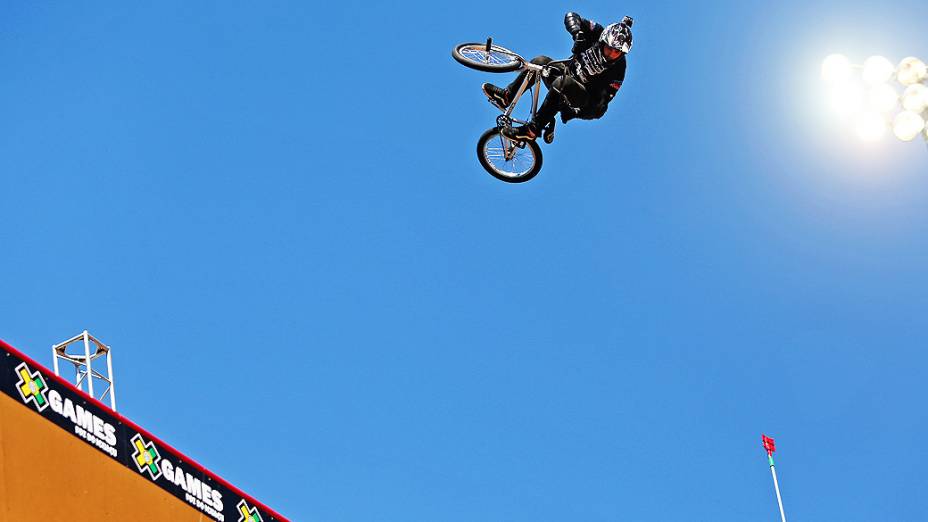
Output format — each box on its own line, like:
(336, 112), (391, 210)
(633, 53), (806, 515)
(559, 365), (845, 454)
(2, 1), (928, 521)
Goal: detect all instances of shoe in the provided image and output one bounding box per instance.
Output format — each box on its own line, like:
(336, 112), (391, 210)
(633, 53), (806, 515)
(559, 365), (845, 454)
(542, 120), (555, 144)
(482, 83), (511, 110)
(502, 123), (538, 141)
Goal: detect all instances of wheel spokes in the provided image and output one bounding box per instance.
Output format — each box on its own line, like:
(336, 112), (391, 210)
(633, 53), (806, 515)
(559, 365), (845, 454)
(459, 46), (518, 66)
(483, 135), (536, 178)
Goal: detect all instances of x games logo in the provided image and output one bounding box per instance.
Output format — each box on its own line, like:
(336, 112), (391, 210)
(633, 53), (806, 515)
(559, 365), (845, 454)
(14, 362), (49, 411)
(237, 500), (263, 522)
(131, 434), (163, 480)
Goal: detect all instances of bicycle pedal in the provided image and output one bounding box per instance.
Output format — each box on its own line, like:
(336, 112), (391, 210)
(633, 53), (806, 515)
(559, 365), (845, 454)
(486, 97), (505, 111)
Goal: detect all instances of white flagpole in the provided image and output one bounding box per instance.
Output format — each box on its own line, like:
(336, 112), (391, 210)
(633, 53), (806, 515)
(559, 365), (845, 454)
(768, 455), (787, 522)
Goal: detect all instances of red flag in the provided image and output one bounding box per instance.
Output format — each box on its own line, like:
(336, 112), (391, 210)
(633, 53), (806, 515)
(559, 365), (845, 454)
(762, 434), (776, 454)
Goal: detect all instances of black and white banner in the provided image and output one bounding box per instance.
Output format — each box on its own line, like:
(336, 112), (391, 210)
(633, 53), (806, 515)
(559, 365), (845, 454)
(0, 344), (285, 522)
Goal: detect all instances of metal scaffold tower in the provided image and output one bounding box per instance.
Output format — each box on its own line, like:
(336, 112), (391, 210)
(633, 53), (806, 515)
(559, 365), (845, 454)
(52, 330), (117, 411)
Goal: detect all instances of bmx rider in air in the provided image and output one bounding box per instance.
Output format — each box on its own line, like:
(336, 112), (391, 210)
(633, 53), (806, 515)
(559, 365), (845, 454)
(482, 12), (633, 142)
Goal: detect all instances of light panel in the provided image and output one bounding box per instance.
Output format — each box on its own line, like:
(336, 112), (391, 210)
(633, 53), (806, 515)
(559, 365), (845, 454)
(892, 111), (925, 141)
(901, 84), (928, 113)
(862, 56), (895, 85)
(823, 53), (928, 144)
(897, 57), (927, 86)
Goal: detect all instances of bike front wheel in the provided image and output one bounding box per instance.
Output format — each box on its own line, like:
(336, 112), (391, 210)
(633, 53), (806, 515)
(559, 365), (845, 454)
(452, 42), (523, 73)
(476, 128), (543, 183)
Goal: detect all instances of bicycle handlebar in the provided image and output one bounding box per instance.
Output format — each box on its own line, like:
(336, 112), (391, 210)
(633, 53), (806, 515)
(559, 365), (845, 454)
(520, 58), (570, 73)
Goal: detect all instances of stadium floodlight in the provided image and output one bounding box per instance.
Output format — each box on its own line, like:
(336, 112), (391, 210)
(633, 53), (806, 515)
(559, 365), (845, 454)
(822, 52), (928, 146)
(855, 111), (887, 141)
(822, 53), (853, 84)
(868, 84), (899, 113)
(893, 111), (925, 141)
(902, 84), (928, 112)
(862, 56), (896, 85)
(897, 57), (927, 86)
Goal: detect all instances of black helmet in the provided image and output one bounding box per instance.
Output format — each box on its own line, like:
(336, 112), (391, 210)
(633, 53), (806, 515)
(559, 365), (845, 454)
(600, 17), (634, 53)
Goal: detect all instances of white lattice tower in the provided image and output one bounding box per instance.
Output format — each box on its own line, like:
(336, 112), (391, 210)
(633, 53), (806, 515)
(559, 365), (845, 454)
(52, 331), (117, 410)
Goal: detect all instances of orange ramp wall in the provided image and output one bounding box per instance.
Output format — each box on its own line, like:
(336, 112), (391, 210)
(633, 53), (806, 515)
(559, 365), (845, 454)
(0, 392), (212, 521)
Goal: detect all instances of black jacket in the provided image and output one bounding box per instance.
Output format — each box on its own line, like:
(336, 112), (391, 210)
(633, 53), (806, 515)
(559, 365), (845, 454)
(563, 12), (627, 120)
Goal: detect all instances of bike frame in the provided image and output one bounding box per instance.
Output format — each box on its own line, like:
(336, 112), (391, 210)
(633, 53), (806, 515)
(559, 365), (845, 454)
(492, 58), (568, 161)
(502, 60), (544, 126)
(496, 58), (570, 126)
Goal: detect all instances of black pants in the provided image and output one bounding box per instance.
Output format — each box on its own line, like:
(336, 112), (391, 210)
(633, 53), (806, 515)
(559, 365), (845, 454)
(504, 55), (589, 127)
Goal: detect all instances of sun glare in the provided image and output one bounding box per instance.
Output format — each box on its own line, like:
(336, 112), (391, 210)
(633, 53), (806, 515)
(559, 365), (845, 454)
(827, 83), (864, 116)
(855, 111), (887, 141)
(821, 54), (852, 84)
(867, 84), (899, 113)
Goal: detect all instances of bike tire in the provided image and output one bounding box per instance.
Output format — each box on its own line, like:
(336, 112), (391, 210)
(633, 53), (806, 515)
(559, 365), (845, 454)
(452, 42), (523, 73)
(476, 127), (543, 183)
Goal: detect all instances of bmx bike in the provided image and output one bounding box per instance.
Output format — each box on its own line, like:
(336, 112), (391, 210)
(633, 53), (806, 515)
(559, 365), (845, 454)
(452, 39), (567, 183)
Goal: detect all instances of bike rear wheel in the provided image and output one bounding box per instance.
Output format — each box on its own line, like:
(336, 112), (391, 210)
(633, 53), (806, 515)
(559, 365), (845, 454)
(452, 42), (523, 73)
(476, 127), (542, 183)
